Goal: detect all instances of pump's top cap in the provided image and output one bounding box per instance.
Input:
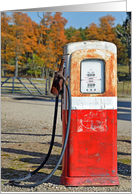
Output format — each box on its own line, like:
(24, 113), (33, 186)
(63, 40), (117, 55)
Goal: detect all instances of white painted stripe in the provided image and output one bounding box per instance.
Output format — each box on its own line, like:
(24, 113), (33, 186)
(71, 97), (117, 110)
(62, 96), (117, 110)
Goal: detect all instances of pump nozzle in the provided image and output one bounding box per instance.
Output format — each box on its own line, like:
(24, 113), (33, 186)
(51, 56), (65, 96)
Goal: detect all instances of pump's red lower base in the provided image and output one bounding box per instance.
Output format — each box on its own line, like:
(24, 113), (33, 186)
(60, 175), (119, 186)
(61, 109), (119, 186)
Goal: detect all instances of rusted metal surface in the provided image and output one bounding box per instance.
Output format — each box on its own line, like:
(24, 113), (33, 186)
(61, 41), (119, 186)
(70, 48), (117, 97)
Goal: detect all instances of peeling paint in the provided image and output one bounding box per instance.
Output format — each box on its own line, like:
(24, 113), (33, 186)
(97, 157), (101, 163)
(77, 111), (107, 132)
(70, 96), (117, 110)
(70, 48), (117, 97)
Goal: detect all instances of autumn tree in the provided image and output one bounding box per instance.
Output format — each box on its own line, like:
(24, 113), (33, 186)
(85, 23), (100, 40)
(7, 12), (35, 77)
(49, 12), (67, 72)
(1, 12), (68, 78)
(1, 12), (12, 75)
(2, 12), (129, 78)
(36, 12), (54, 78)
(27, 54), (42, 77)
(85, 14), (125, 65)
(86, 15), (116, 41)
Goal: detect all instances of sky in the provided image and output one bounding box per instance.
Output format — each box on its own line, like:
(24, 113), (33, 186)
(6, 11), (127, 29)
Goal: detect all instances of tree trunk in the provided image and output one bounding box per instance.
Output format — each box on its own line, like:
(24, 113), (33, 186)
(128, 43), (131, 77)
(45, 68), (51, 95)
(45, 68), (49, 79)
(1, 65), (4, 76)
(48, 76), (51, 95)
(129, 59), (131, 77)
(15, 59), (18, 77)
(41, 66), (45, 79)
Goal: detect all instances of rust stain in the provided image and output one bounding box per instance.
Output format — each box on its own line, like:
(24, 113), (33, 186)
(70, 48), (117, 97)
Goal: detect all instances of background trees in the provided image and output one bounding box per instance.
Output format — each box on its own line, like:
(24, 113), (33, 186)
(116, 12), (131, 76)
(1, 12), (12, 75)
(1, 12), (131, 78)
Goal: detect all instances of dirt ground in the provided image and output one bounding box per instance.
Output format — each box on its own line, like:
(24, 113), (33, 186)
(1, 94), (131, 192)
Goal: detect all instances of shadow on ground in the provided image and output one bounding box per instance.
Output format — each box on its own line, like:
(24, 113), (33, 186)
(117, 162), (131, 176)
(117, 100), (131, 121)
(1, 167), (60, 185)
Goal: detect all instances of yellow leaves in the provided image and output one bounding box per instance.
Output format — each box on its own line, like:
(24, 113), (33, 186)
(6, 64), (15, 71)
(19, 56), (23, 60)
(18, 61), (22, 65)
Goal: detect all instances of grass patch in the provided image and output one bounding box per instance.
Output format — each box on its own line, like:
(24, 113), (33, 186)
(1, 181), (6, 184)
(117, 81), (131, 96)
(118, 158), (131, 165)
(117, 65), (131, 97)
(117, 64), (129, 76)
(1, 153), (10, 157)
(12, 156), (24, 162)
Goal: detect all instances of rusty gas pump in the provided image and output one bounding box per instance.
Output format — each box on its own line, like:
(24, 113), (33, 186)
(60, 40), (119, 186)
(9, 40), (119, 188)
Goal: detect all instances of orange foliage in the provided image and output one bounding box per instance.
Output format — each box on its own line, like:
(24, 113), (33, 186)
(6, 64), (15, 71)
(85, 15), (124, 60)
(1, 13), (12, 65)
(1, 12), (125, 76)
(49, 12), (68, 69)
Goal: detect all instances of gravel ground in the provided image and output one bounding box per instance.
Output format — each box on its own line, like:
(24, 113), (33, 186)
(1, 94), (131, 192)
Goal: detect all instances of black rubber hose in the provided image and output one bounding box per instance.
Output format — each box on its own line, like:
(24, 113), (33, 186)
(9, 84), (71, 188)
(9, 95), (59, 183)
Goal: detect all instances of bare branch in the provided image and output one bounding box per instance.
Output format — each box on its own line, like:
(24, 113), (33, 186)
(116, 29), (124, 37)
(37, 12), (42, 20)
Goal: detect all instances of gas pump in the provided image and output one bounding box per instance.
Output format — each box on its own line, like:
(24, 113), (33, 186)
(9, 40), (119, 188)
(60, 40), (119, 186)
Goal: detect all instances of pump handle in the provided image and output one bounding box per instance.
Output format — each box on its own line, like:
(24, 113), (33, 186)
(51, 56), (65, 96)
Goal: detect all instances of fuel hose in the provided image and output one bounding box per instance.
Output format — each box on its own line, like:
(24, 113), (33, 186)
(9, 95), (59, 183)
(9, 83), (71, 188)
